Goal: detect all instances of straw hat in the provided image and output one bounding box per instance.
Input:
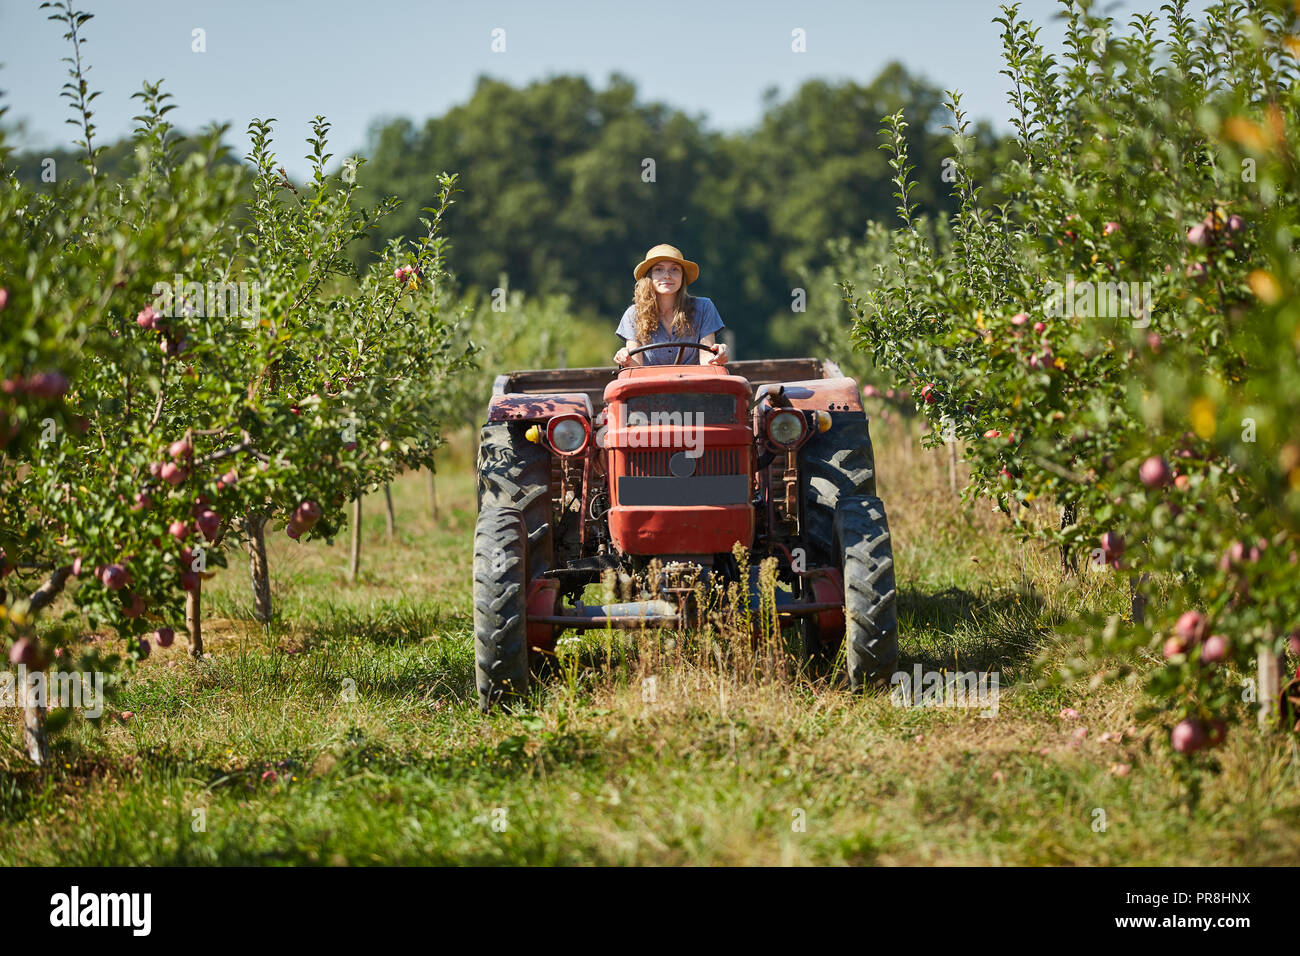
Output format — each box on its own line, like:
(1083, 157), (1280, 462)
(633, 243), (699, 284)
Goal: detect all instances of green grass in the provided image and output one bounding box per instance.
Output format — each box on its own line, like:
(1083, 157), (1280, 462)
(3, 423), (1298, 865)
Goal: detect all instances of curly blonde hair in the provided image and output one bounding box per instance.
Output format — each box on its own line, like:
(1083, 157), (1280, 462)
(631, 276), (696, 342)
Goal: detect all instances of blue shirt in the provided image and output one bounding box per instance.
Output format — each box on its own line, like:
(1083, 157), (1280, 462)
(616, 297), (725, 366)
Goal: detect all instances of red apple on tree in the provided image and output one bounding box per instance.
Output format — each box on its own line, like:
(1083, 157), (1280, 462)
(8, 637), (49, 669)
(155, 627), (175, 648)
(1139, 455), (1171, 488)
(26, 371), (70, 399)
(295, 500), (322, 526)
(1201, 634), (1228, 663)
(1176, 610), (1208, 644)
(1171, 718), (1206, 753)
(169, 520), (190, 541)
(160, 463), (188, 486)
(101, 564), (127, 591)
(197, 510), (220, 541)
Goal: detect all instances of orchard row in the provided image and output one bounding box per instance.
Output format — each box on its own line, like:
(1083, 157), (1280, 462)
(847, 0), (1300, 754)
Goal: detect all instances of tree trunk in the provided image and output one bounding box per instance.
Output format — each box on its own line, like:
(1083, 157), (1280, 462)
(19, 667), (48, 766)
(1259, 646), (1284, 728)
(186, 580), (204, 659)
(247, 512), (272, 624)
(29, 565), (73, 613)
(383, 484), (395, 539)
(1060, 504), (1079, 576)
(467, 413), (481, 469)
(20, 565), (73, 765)
(947, 438), (959, 494)
(349, 495), (362, 582)
(427, 468), (439, 521)
(1128, 573), (1148, 626)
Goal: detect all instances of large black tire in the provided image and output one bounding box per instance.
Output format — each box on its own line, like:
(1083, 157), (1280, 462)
(798, 411), (877, 565)
(797, 410), (878, 669)
(835, 495), (898, 690)
(473, 507), (530, 711)
(474, 422), (555, 709)
(476, 422), (554, 583)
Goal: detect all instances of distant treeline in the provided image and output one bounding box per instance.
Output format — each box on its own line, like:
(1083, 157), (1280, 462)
(8, 62), (1009, 356)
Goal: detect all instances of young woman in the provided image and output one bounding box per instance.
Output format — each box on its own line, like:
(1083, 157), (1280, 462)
(614, 243), (729, 366)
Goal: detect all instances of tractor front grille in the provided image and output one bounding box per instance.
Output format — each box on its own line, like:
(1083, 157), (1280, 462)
(625, 448), (745, 477)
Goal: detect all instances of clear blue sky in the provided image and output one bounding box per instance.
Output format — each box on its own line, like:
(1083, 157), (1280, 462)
(1, 0), (1210, 178)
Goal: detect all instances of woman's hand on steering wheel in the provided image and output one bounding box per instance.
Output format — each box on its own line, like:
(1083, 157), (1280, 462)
(625, 340), (720, 366)
(705, 342), (729, 366)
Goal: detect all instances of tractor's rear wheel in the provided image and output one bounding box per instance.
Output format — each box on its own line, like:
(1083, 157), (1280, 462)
(473, 507), (530, 711)
(835, 495), (898, 690)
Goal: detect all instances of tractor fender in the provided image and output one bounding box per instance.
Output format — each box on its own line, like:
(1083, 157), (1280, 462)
(755, 377), (862, 413)
(487, 392), (593, 423)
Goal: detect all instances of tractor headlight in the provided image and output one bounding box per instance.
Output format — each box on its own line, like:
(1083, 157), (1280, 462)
(767, 409), (806, 447)
(548, 416), (589, 454)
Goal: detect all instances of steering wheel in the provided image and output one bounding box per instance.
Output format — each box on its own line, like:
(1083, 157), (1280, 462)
(626, 340), (720, 367)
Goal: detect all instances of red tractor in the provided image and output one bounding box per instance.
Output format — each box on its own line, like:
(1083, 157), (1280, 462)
(473, 343), (896, 711)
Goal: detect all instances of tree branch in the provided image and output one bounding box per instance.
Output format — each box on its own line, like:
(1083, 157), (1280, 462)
(29, 565), (73, 613)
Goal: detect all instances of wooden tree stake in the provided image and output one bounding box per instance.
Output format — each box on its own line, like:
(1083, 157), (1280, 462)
(186, 579), (204, 659)
(349, 495), (362, 582)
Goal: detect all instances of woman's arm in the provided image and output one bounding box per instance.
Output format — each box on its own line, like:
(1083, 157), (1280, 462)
(698, 332), (728, 365)
(696, 299), (728, 365)
(615, 339), (644, 366)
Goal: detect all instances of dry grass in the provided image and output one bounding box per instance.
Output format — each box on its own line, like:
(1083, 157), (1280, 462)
(2, 415), (1298, 865)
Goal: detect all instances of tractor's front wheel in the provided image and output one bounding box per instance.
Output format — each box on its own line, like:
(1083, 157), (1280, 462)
(835, 495), (898, 691)
(473, 507), (531, 712)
